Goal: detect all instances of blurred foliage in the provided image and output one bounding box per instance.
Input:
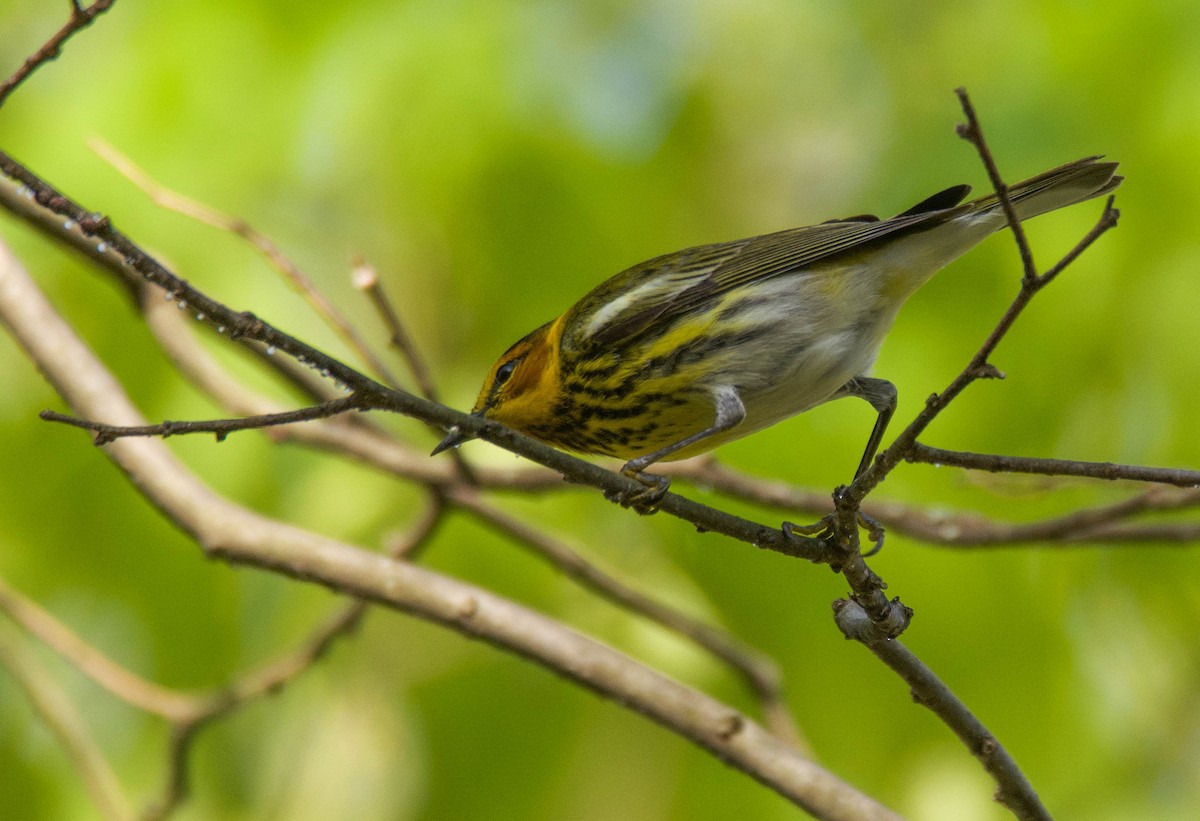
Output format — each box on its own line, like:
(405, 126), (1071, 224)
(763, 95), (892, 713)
(1, 1), (1198, 819)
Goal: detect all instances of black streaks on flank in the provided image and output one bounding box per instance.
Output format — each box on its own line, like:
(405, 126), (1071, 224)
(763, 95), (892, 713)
(643, 325), (774, 377)
(561, 376), (635, 400)
(571, 354), (623, 381)
(572, 402), (651, 422)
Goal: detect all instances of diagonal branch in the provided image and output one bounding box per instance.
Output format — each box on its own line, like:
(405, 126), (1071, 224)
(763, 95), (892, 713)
(0, 0), (117, 109)
(448, 487), (804, 746)
(954, 86), (1037, 280)
(89, 138), (403, 388)
(834, 602), (1049, 821)
(0, 625), (135, 821)
(0, 577), (199, 722)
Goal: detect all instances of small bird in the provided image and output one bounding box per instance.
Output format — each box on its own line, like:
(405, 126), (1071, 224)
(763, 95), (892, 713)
(434, 157), (1120, 501)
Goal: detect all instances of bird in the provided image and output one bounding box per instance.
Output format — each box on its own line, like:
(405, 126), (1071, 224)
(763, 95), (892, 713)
(433, 156), (1121, 504)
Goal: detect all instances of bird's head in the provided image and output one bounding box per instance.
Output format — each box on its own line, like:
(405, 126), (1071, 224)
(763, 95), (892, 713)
(431, 319), (563, 455)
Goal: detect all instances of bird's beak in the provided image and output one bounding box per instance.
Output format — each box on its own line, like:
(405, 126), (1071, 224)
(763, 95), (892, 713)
(431, 415), (481, 456)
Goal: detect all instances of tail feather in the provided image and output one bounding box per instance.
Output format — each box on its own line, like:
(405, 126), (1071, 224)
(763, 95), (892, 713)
(970, 156), (1122, 223)
(879, 156), (1121, 299)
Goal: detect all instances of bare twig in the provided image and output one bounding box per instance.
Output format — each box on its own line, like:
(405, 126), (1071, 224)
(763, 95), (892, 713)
(0, 577), (199, 721)
(0, 0), (117, 109)
(835, 602), (1049, 820)
(89, 138), (402, 388)
(40, 396), (363, 444)
(353, 257), (443, 402)
(954, 87), (1037, 280)
(908, 443), (1200, 488)
(350, 256), (478, 481)
(0, 626), (135, 821)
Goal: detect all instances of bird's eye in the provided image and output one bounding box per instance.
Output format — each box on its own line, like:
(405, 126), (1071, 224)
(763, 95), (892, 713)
(494, 360), (517, 387)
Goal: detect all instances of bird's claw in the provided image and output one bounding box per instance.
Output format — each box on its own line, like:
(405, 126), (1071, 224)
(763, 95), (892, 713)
(782, 514), (837, 541)
(782, 510), (885, 556)
(606, 468), (670, 514)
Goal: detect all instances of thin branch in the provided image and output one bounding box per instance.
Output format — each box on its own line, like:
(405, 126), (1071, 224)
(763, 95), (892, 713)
(846, 199), (1120, 508)
(817, 89), (1123, 818)
(351, 256), (477, 481)
(0, 577), (199, 722)
(908, 443), (1200, 488)
(843, 95), (1121, 508)
(353, 257), (443, 402)
(834, 601), (1050, 821)
(667, 458), (1200, 547)
(144, 720), (208, 821)
(0, 626), (135, 821)
(0, 0), (117, 109)
(89, 138), (402, 388)
(39, 396), (362, 444)
(954, 86), (1037, 280)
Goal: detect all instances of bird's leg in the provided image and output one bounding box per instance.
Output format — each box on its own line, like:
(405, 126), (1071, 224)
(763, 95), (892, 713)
(608, 387), (746, 513)
(844, 376), (898, 480)
(783, 376), (896, 553)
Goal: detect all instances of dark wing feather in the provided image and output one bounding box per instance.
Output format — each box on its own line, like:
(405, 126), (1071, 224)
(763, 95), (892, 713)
(894, 184), (972, 217)
(571, 186), (974, 350)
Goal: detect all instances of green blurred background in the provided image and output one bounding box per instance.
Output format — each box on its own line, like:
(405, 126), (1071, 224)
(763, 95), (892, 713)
(1, 1), (1198, 819)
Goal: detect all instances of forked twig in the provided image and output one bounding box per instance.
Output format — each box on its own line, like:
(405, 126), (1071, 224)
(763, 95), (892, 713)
(954, 87), (1038, 280)
(821, 87), (1123, 819)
